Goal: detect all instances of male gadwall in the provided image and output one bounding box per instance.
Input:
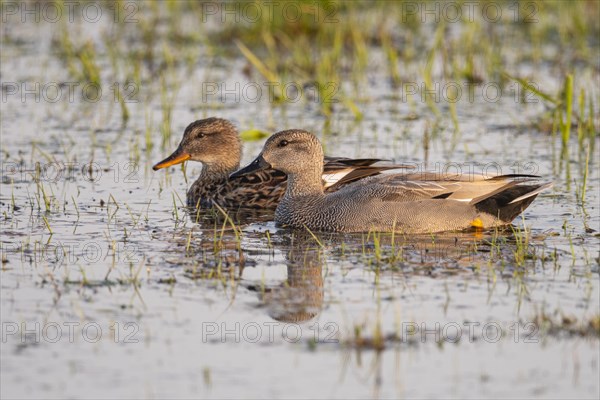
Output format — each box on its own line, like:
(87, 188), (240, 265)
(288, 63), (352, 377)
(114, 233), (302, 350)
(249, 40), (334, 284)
(153, 118), (410, 209)
(231, 129), (553, 233)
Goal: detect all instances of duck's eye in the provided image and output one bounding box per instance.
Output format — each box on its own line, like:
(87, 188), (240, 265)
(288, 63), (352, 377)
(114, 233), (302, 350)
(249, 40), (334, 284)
(278, 140), (289, 147)
(197, 133), (206, 139)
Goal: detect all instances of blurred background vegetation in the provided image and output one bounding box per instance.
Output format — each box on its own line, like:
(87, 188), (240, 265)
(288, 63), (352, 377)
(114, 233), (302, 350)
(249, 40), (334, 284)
(36, 1), (595, 114)
(3, 0), (598, 158)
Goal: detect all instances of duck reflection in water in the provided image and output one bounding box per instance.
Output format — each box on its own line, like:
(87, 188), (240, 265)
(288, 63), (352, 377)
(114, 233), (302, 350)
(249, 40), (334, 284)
(249, 232), (326, 324)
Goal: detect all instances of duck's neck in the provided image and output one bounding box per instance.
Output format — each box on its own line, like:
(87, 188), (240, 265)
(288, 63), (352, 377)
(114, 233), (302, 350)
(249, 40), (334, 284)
(285, 166), (324, 197)
(200, 160), (240, 181)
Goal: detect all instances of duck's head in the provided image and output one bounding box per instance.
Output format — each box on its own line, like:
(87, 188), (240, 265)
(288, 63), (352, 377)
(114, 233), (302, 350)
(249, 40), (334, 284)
(231, 129), (323, 177)
(153, 118), (241, 172)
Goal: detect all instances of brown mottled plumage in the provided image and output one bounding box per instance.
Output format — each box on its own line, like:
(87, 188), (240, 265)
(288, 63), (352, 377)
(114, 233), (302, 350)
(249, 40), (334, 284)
(231, 129), (554, 233)
(153, 118), (409, 209)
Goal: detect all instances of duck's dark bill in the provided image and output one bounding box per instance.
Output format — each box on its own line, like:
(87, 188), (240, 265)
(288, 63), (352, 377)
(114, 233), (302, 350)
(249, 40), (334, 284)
(153, 151), (191, 170)
(230, 156), (271, 178)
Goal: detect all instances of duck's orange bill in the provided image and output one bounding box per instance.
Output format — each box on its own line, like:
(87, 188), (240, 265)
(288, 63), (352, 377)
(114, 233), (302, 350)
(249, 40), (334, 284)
(152, 152), (191, 170)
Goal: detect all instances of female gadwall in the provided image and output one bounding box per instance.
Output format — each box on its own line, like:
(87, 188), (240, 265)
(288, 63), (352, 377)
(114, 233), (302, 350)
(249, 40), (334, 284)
(153, 118), (409, 209)
(231, 129), (553, 233)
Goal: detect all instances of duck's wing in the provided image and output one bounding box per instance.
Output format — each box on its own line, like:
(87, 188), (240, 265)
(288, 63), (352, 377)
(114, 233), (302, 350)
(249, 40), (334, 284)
(323, 156), (392, 167)
(371, 178), (464, 202)
(323, 157), (414, 191)
(409, 173), (541, 202)
(400, 171), (539, 183)
(344, 173), (545, 204)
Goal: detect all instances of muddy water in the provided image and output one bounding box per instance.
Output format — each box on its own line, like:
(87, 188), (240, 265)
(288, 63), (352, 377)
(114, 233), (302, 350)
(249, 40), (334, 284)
(1, 6), (599, 400)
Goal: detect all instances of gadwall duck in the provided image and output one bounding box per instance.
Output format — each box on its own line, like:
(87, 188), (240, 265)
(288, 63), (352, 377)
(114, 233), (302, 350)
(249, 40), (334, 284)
(153, 118), (409, 209)
(231, 129), (553, 233)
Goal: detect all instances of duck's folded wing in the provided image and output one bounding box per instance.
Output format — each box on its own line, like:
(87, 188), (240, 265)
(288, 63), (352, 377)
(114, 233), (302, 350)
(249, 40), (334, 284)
(323, 157), (414, 191)
(374, 179), (463, 202)
(343, 173), (544, 204)
(332, 174), (461, 203)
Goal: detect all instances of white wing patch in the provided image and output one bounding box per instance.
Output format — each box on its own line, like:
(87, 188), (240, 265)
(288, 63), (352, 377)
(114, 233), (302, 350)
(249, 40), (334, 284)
(322, 169), (352, 188)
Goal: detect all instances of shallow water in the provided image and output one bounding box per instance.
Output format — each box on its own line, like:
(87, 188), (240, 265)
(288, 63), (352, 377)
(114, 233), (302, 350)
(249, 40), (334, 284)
(1, 4), (599, 399)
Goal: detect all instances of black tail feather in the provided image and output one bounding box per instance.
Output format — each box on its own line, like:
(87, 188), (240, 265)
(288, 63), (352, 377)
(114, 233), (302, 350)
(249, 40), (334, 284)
(474, 183), (552, 222)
